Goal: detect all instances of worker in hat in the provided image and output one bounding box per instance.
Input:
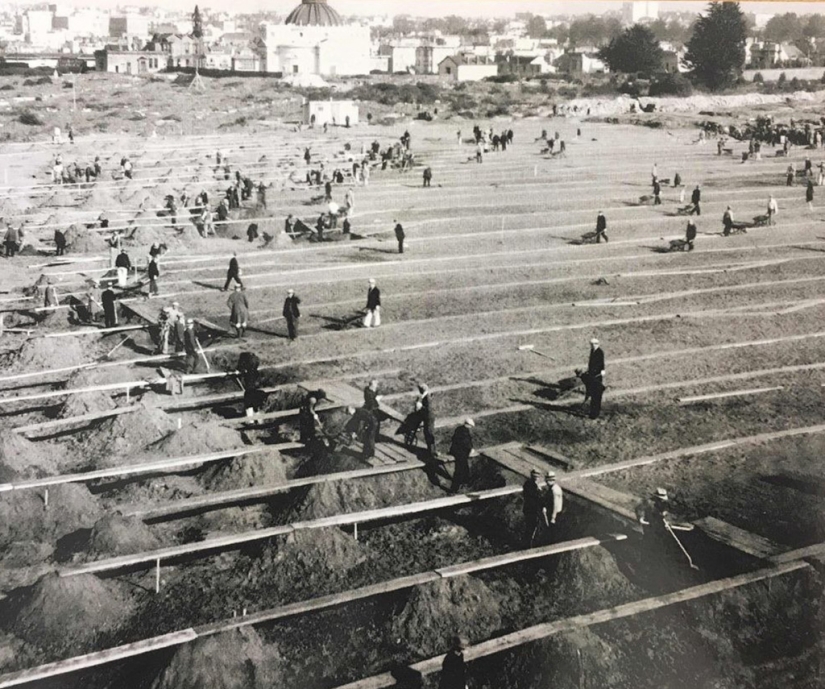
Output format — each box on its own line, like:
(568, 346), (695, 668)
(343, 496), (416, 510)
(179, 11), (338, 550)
(299, 389), (328, 450)
(283, 288), (301, 341)
(586, 338), (606, 419)
(342, 404), (378, 460)
(635, 487), (689, 572)
(440, 636), (468, 689)
(363, 379), (383, 435)
(227, 284), (249, 339)
(223, 252), (244, 291)
(522, 468), (546, 546)
(447, 418), (476, 494)
(544, 471), (564, 539)
(363, 278), (381, 328)
(101, 284), (117, 328)
(183, 318), (199, 374)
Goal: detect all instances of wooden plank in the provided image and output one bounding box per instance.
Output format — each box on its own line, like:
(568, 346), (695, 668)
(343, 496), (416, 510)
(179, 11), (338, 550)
(435, 535), (627, 578)
(526, 445), (574, 470)
(483, 446), (537, 479)
(125, 460), (425, 520)
(770, 542), (825, 564)
(563, 479), (640, 523)
(14, 405), (139, 437)
(335, 561), (809, 689)
(436, 405), (533, 429)
(678, 386), (784, 405)
(0, 629), (199, 688)
(694, 517), (784, 560)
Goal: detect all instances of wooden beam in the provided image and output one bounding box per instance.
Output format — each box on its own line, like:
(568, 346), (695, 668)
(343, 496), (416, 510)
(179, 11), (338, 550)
(678, 386), (784, 405)
(13, 406), (139, 437)
(563, 478), (640, 524)
(335, 561), (809, 689)
(694, 517), (784, 560)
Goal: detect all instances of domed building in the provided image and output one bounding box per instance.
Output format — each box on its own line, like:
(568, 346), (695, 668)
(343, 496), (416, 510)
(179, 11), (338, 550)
(261, 0), (371, 77)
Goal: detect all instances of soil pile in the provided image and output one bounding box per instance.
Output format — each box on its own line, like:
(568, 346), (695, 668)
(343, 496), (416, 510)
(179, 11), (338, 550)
(84, 401), (179, 464)
(58, 389), (117, 419)
(273, 527), (367, 578)
(64, 223), (107, 253)
(286, 467), (440, 522)
(80, 185), (120, 214)
(45, 187), (78, 208)
(0, 483), (101, 548)
(151, 627), (283, 689)
(12, 335), (88, 371)
(86, 514), (162, 557)
(391, 576), (502, 657)
(551, 546), (638, 608)
(0, 431), (59, 479)
(147, 418), (242, 459)
(200, 449), (287, 491)
(9, 573), (135, 654)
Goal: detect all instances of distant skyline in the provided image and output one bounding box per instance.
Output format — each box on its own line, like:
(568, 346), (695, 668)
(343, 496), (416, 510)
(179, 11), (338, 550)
(24, 0), (825, 17)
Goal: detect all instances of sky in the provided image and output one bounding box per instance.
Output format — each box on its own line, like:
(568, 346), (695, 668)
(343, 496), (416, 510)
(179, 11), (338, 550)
(43, 0), (825, 17)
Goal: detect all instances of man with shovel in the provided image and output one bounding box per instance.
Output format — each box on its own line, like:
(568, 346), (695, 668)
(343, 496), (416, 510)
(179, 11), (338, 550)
(637, 487), (698, 573)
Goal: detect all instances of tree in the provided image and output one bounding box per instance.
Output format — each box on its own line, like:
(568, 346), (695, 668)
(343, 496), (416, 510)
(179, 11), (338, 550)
(763, 13), (804, 44)
(567, 15), (622, 48)
(599, 25), (664, 74)
(526, 15), (547, 39)
(192, 5), (203, 39)
(685, 2), (748, 91)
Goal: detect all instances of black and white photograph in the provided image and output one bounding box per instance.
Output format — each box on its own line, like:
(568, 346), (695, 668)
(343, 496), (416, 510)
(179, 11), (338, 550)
(0, 0), (823, 687)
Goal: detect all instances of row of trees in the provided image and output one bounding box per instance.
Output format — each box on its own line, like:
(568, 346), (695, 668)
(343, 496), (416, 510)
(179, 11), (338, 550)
(598, 2), (749, 91)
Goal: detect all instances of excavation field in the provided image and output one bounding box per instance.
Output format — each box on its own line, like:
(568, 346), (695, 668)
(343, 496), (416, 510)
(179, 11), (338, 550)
(0, 87), (823, 689)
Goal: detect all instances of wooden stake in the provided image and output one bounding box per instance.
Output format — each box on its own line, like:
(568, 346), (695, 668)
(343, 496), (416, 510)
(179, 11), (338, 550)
(44, 488), (49, 509)
(353, 522), (358, 541)
(155, 559), (161, 593)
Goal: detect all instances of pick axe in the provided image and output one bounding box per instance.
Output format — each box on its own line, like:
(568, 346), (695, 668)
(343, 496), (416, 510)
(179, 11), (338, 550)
(518, 344), (556, 361)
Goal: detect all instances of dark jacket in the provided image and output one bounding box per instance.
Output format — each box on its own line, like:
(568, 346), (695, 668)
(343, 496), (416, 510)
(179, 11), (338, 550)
(440, 651), (467, 689)
(148, 261), (159, 280)
(588, 347), (605, 377)
(283, 295), (301, 320)
(184, 327), (198, 355)
(364, 386), (380, 413)
(394, 224), (405, 241)
(449, 425), (473, 460)
(692, 188), (701, 204)
(228, 257), (240, 276)
(115, 252), (131, 270)
(101, 289), (116, 312)
(522, 478), (543, 516)
(366, 286), (381, 310)
(686, 223), (697, 241)
(596, 214), (606, 232)
(54, 229), (66, 248)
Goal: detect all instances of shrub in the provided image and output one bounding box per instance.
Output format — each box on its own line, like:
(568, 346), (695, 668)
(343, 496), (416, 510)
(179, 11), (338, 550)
(484, 73), (518, 83)
(777, 72), (787, 85)
(0, 84), (14, 91)
(18, 110), (43, 126)
(161, 113), (182, 122)
(753, 72), (764, 83)
(648, 73), (693, 97)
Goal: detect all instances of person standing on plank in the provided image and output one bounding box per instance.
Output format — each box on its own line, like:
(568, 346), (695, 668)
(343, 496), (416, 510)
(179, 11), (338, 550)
(595, 211), (608, 243)
(417, 383), (438, 457)
(363, 379), (382, 437)
(343, 405), (378, 460)
(448, 418), (476, 494)
(183, 319), (199, 374)
(363, 278), (381, 328)
(543, 471), (564, 542)
(223, 252), (244, 291)
(690, 185), (701, 216)
(147, 255), (160, 297)
(101, 286), (117, 328)
(283, 289), (301, 341)
(587, 338), (605, 419)
(522, 468), (546, 546)
(440, 636), (468, 689)
(394, 221), (405, 254)
(227, 284), (249, 339)
(685, 220), (697, 251)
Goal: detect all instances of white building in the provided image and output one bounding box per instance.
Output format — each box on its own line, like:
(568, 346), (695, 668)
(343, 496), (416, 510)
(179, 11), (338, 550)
(261, 0), (370, 77)
(303, 99), (358, 126)
(438, 54), (497, 82)
(622, 1), (659, 24)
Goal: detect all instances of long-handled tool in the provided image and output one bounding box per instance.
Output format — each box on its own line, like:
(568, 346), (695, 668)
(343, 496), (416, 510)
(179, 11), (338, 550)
(102, 336), (130, 361)
(665, 521), (699, 570)
(518, 344), (556, 361)
(196, 339), (211, 373)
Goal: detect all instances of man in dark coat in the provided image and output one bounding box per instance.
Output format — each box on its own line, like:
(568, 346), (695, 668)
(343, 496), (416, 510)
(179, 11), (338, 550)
(101, 287), (117, 329)
(363, 278), (381, 328)
(283, 289), (301, 340)
(394, 222), (405, 254)
(227, 284), (249, 338)
(343, 405), (378, 459)
(522, 468), (546, 546)
(54, 228), (67, 256)
(653, 178), (662, 205)
(423, 167), (432, 187)
(587, 338), (605, 419)
(690, 185), (701, 215)
(448, 418), (475, 494)
(416, 384), (438, 457)
(440, 636), (468, 689)
(115, 249), (131, 271)
(299, 389), (326, 445)
(223, 252), (243, 291)
(147, 256), (160, 296)
(595, 211), (608, 243)
(364, 379), (382, 437)
(183, 319), (199, 374)
(722, 206), (734, 236)
(686, 220), (697, 251)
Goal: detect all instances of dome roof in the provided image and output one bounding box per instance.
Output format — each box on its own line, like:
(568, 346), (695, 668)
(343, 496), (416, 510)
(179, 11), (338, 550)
(285, 0), (343, 27)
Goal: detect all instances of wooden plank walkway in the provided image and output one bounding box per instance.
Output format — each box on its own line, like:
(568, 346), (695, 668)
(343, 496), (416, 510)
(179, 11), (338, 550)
(334, 561), (809, 689)
(0, 536), (625, 688)
(693, 517), (785, 560)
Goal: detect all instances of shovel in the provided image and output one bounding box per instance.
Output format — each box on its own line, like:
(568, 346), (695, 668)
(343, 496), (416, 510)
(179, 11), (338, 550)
(518, 344), (556, 361)
(101, 336), (130, 361)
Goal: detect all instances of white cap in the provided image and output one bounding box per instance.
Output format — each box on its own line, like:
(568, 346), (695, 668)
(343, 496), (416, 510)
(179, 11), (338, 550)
(368, 278), (376, 285)
(464, 418), (475, 428)
(590, 338), (599, 345)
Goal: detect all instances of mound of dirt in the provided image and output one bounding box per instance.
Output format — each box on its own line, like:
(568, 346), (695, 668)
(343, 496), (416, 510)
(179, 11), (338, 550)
(0, 483), (101, 548)
(58, 390), (117, 419)
(45, 187), (78, 208)
(147, 418), (243, 459)
(86, 514), (162, 557)
(151, 627), (283, 689)
(0, 431), (59, 478)
(551, 546), (638, 608)
(286, 466), (440, 522)
(12, 335), (88, 371)
(64, 223), (107, 253)
(200, 449), (287, 492)
(391, 576), (502, 657)
(9, 573), (135, 653)
(84, 401), (179, 464)
(274, 527), (367, 576)
(80, 186), (120, 214)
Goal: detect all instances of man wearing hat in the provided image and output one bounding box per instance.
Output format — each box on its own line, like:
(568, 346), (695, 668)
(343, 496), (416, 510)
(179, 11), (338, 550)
(299, 389), (327, 446)
(101, 285), (117, 329)
(417, 383), (438, 457)
(522, 468), (546, 546)
(544, 471), (564, 540)
(440, 636), (468, 689)
(227, 284), (249, 339)
(363, 278), (381, 328)
(183, 319), (199, 374)
(283, 289), (301, 340)
(448, 418), (476, 494)
(587, 338), (606, 419)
